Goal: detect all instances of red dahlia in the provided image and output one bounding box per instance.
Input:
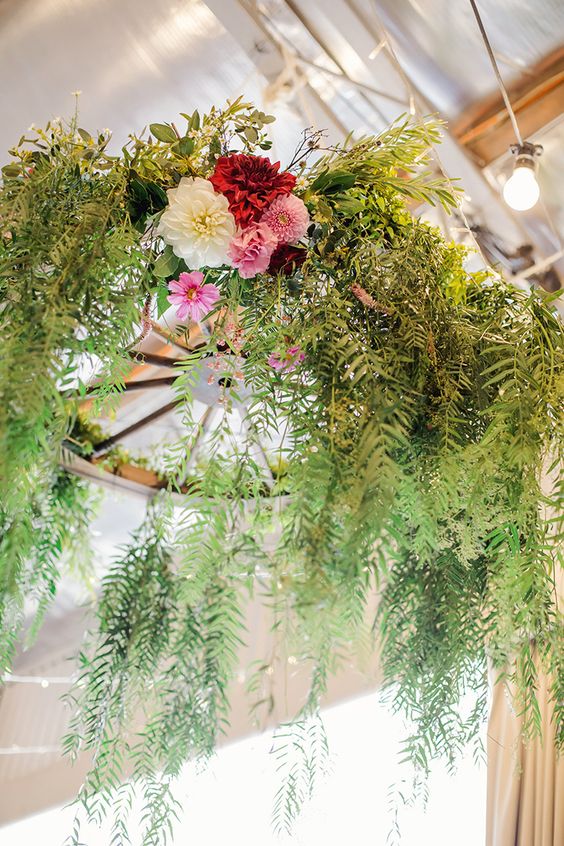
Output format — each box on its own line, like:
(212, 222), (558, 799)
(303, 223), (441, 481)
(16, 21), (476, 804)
(268, 244), (307, 275)
(210, 154), (296, 228)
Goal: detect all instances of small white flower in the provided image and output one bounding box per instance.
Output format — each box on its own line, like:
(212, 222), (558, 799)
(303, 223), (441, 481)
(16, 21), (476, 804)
(157, 177), (235, 268)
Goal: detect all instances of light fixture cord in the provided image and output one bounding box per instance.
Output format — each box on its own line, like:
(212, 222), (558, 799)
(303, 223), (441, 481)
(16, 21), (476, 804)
(468, 0), (523, 146)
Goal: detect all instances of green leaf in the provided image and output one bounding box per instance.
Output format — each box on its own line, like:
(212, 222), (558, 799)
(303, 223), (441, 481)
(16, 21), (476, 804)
(311, 170), (356, 193)
(129, 176), (149, 203)
(153, 245), (180, 278)
(156, 284), (172, 317)
(333, 196), (364, 215)
(1, 163), (21, 177)
(244, 126), (258, 144)
(146, 181), (168, 209)
(77, 128), (92, 144)
(174, 136), (195, 157)
(149, 123), (177, 143)
(209, 137), (221, 157)
(310, 169), (329, 191)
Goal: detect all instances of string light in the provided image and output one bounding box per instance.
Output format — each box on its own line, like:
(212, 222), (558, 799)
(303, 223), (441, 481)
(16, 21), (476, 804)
(468, 0), (543, 212)
(1, 673), (74, 685)
(0, 745), (60, 756)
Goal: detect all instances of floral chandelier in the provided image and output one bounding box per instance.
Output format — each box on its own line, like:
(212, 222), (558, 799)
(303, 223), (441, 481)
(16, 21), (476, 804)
(0, 99), (562, 844)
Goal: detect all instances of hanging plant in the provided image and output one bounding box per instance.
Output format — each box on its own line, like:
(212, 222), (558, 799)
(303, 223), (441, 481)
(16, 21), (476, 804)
(0, 99), (562, 843)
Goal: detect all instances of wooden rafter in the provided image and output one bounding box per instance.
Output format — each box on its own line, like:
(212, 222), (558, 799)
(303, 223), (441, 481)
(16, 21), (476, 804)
(452, 46), (564, 165)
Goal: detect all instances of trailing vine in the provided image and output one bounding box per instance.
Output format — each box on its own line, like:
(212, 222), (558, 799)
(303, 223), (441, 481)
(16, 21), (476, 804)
(0, 99), (562, 842)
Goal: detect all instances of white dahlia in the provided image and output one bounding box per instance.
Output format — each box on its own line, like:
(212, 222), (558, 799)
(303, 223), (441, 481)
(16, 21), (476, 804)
(157, 177), (236, 268)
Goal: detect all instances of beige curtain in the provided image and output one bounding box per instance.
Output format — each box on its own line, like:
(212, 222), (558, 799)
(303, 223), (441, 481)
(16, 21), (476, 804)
(486, 664), (564, 845)
(486, 490), (563, 846)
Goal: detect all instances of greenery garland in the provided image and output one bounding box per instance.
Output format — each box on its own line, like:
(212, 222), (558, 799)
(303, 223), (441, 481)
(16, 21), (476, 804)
(0, 99), (562, 842)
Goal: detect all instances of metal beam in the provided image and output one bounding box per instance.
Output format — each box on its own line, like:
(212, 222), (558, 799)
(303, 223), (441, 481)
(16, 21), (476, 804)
(86, 376), (177, 396)
(204, 0), (347, 134)
(128, 351), (185, 368)
(91, 399), (180, 456)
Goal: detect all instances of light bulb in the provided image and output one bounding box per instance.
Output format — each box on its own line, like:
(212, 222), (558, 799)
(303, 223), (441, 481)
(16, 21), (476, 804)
(502, 141), (543, 212)
(503, 165), (540, 211)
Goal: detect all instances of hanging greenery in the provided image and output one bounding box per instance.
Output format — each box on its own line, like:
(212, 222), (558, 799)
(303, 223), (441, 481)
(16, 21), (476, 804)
(0, 99), (562, 843)
(0, 466), (100, 669)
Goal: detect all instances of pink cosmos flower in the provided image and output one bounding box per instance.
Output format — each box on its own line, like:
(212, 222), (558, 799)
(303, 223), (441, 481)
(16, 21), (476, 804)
(261, 194), (309, 244)
(167, 271), (220, 322)
(227, 222), (278, 279)
(268, 345), (305, 373)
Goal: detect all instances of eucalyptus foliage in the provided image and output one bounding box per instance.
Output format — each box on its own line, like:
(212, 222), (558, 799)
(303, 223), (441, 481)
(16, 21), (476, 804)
(0, 100), (562, 842)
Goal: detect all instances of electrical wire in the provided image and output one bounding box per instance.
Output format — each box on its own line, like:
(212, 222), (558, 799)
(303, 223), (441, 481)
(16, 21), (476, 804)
(364, 0), (493, 269)
(468, 0), (523, 146)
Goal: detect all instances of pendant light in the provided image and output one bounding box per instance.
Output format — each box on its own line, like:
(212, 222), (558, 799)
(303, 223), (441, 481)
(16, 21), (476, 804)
(503, 142), (543, 211)
(468, 0), (543, 213)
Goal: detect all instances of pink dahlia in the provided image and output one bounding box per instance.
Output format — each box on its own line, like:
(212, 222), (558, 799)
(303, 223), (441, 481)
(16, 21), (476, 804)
(261, 194), (309, 244)
(268, 345), (305, 373)
(227, 222), (278, 279)
(167, 271), (220, 322)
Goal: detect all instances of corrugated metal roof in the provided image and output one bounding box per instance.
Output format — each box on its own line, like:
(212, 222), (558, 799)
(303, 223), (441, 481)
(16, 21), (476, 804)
(371, 0), (564, 116)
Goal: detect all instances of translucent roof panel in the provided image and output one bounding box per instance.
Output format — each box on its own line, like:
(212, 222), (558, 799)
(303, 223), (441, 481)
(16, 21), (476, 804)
(0, 0), (307, 165)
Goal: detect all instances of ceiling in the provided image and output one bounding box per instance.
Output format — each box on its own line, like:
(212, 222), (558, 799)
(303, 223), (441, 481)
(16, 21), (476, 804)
(373, 0), (564, 116)
(0, 0), (562, 828)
